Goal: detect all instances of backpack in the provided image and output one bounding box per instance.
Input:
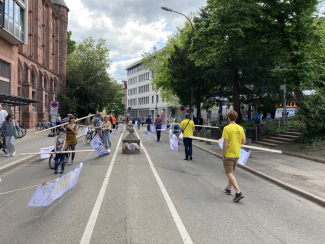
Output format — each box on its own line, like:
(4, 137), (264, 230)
(254, 113), (261, 123)
(156, 119), (162, 129)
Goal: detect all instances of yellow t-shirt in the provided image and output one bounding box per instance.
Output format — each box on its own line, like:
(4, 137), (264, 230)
(180, 119), (195, 138)
(222, 124), (245, 158)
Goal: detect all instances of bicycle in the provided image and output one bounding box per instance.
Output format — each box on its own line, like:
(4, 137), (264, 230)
(35, 122), (44, 131)
(0, 130), (7, 155)
(17, 121), (27, 138)
(49, 145), (71, 169)
(85, 127), (104, 144)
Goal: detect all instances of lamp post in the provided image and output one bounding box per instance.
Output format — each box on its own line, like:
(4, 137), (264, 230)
(161, 6), (195, 119)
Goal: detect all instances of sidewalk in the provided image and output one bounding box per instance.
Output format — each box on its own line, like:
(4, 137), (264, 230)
(0, 129), (85, 173)
(190, 138), (325, 205)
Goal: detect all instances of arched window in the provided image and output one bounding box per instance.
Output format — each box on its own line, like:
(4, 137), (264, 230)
(31, 71), (35, 88)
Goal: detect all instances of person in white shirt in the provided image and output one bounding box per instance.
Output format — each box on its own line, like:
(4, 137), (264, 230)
(0, 104), (8, 126)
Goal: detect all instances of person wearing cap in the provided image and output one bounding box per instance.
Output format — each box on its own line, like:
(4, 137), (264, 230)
(54, 127), (66, 174)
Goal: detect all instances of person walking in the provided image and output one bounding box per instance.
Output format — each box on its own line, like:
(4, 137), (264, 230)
(65, 116), (78, 165)
(136, 116), (141, 129)
(222, 110), (246, 202)
(145, 115), (152, 131)
(54, 128), (66, 174)
(101, 116), (112, 149)
(0, 104), (8, 126)
(177, 113), (195, 160)
(0, 114), (22, 157)
(154, 114), (163, 141)
(111, 114), (116, 130)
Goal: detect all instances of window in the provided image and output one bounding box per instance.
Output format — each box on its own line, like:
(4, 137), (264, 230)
(152, 96), (154, 103)
(4, 0), (25, 42)
(31, 72), (35, 88)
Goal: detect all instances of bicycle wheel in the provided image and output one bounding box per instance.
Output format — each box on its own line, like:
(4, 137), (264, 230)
(0, 136), (7, 155)
(85, 132), (92, 144)
(21, 126), (27, 137)
(49, 150), (61, 169)
(39, 123), (44, 131)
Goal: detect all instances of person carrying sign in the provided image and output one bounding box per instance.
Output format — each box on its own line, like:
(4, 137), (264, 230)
(154, 114), (163, 141)
(177, 113), (195, 161)
(222, 110), (246, 202)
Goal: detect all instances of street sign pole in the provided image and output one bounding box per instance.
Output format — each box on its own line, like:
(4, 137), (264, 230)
(280, 84), (286, 125)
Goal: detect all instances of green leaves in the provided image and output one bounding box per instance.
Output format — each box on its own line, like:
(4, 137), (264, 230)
(63, 37), (118, 116)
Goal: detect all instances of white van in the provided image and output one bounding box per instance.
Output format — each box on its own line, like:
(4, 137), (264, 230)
(275, 108), (298, 119)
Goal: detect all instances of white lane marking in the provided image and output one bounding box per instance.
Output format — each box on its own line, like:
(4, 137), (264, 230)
(80, 130), (124, 244)
(134, 130), (193, 244)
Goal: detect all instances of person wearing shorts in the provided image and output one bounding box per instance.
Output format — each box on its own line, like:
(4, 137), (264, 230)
(222, 110), (246, 202)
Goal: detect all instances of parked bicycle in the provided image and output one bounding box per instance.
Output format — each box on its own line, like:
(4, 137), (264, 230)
(85, 127), (104, 144)
(0, 129), (7, 154)
(17, 121), (27, 139)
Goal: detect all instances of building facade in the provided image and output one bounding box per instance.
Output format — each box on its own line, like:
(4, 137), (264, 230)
(126, 60), (182, 121)
(121, 80), (127, 117)
(0, 0), (69, 128)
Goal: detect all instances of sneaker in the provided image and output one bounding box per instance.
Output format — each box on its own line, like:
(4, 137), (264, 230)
(190, 156), (193, 160)
(224, 187), (231, 195)
(233, 192), (244, 202)
(68, 160), (73, 165)
(184, 158), (189, 161)
(6, 154), (10, 157)
(54, 171), (58, 174)
(60, 171), (64, 174)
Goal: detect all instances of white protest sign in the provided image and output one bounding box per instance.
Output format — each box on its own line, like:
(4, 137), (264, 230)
(238, 150), (251, 165)
(161, 124), (167, 130)
(144, 130), (152, 140)
(90, 134), (109, 156)
(84, 127), (89, 136)
(170, 134), (179, 151)
(28, 163), (83, 207)
(40, 146), (55, 159)
(150, 124), (156, 132)
(179, 132), (183, 139)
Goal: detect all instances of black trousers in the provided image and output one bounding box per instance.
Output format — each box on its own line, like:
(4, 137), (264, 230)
(183, 138), (193, 159)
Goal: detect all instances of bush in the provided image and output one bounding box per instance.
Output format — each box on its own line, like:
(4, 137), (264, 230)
(295, 91), (325, 144)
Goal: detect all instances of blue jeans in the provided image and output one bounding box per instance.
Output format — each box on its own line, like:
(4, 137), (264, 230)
(103, 130), (111, 147)
(5, 136), (15, 155)
(137, 123), (140, 129)
(183, 138), (193, 159)
(55, 153), (65, 172)
(156, 129), (161, 141)
(116, 124), (118, 130)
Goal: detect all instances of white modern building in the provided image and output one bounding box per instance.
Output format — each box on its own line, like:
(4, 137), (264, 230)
(126, 60), (183, 121)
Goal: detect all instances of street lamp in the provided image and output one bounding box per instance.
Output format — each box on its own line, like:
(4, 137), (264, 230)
(161, 6), (195, 119)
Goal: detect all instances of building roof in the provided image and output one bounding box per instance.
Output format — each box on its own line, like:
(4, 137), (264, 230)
(0, 93), (41, 106)
(51, 0), (69, 10)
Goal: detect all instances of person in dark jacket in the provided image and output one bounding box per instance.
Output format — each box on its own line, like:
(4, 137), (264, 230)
(145, 115), (152, 131)
(0, 114), (22, 157)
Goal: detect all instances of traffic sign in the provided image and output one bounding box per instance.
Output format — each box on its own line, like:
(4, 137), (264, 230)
(50, 101), (59, 116)
(180, 106), (185, 112)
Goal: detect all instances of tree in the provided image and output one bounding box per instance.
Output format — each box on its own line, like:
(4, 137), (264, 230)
(61, 37), (116, 116)
(191, 1), (284, 121)
(105, 81), (126, 116)
(67, 31), (76, 55)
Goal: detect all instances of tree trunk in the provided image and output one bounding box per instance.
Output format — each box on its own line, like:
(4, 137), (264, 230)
(196, 101), (201, 122)
(232, 70), (242, 122)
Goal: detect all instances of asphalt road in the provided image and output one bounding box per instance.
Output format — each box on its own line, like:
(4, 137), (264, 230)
(1, 126), (325, 244)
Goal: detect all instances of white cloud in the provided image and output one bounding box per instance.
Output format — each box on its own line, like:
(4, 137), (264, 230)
(65, 0), (207, 82)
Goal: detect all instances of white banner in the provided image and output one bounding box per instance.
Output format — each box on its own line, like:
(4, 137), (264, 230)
(40, 146), (55, 159)
(90, 134), (110, 156)
(170, 134), (179, 151)
(84, 127), (89, 136)
(144, 130), (152, 140)
(28, 163), (83, 207)
(161, 124), (167, 130)
(150, 124), (156, 132)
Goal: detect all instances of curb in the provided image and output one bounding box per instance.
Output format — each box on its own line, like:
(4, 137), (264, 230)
(0, 134), (85, 175)
(281, 151), (325, 164)
(191, 143), (325, 208)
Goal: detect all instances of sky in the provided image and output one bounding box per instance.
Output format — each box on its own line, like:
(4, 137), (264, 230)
(64, 0), (207, 83)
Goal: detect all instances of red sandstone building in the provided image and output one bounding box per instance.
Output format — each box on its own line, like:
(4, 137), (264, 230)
(0, 0), (69, 128)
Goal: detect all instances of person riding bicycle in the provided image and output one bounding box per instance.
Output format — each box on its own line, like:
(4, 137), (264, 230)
(54, 128), (66, 174)
(65, 116), (78, 165)
(93, 113), (103, 137)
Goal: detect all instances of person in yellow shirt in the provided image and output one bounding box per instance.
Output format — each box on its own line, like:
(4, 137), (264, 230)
(178, 113), (195, 161)
(222, 110), (246, 202)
